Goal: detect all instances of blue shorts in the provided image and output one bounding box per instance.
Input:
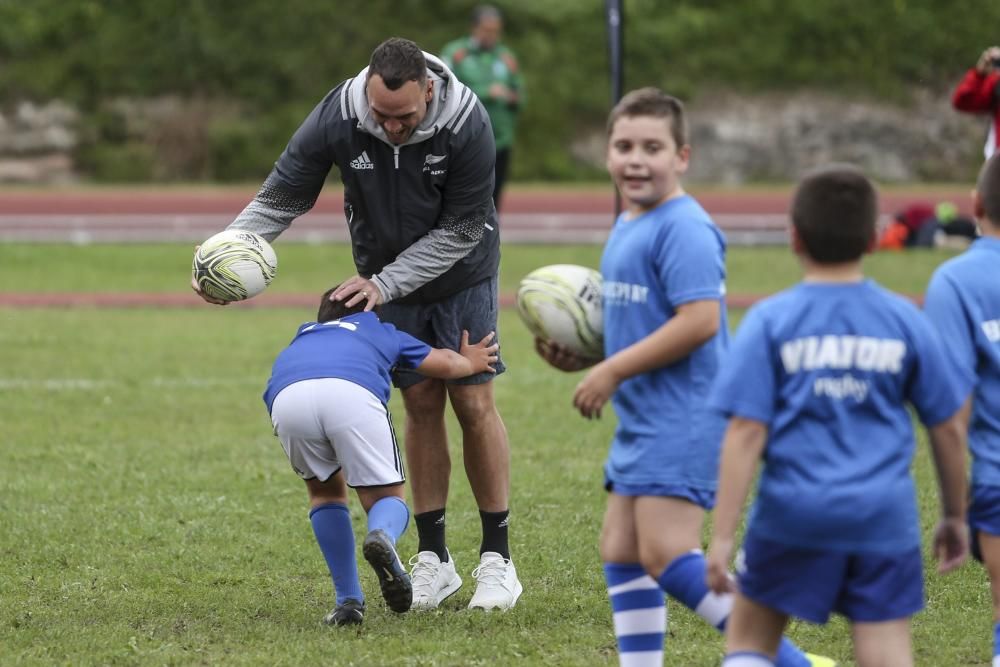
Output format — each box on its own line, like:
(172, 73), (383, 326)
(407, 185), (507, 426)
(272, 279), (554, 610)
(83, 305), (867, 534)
(969, 484), (1000, 562)
(737, 532), (924, 624)
(604, 474), (715, 510)
(378, 276), (505, 389)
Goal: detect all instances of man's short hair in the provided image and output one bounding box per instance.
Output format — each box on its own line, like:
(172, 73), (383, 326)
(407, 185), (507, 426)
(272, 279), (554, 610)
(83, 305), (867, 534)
(472, 4), (502, 26)
(977, 153), (1000, 224)
(368, 37), (426, 90)
(792, 164), (878, 264)
(606, 87), (687, 149)
(317, 284), (368, 323)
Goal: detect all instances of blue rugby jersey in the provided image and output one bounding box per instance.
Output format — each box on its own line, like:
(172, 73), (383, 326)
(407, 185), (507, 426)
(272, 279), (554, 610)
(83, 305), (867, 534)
(925, 237), (1000, 487)
(710, 280), (964, 552)
(263, 311), (431, 412)
(600, 195), (729, 491)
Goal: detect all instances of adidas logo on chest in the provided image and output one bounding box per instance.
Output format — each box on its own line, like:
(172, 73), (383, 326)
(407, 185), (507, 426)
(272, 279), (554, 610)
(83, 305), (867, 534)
(350, 151), (374, 170)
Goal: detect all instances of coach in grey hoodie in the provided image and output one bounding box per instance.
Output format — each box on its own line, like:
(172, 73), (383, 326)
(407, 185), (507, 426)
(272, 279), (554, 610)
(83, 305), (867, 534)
(195, 37), (521, 614)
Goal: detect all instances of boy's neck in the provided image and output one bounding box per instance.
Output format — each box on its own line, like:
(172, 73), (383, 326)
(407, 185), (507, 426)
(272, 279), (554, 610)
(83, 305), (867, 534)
(979, 217), (1000, 239)
(799, 255), (865, 283)
(625, 187), (686, 218)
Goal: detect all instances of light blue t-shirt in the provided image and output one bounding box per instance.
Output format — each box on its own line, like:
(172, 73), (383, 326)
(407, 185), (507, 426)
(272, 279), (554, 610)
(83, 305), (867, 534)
(709, 280), (963, 552)
(263, 311), (431, 412)
(925, 237), (1000, 487)
(600, 194), (729, 491)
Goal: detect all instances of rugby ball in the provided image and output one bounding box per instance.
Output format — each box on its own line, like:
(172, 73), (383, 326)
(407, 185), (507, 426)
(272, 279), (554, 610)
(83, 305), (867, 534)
(516, 264), (604, 359)
(192, 230), (277, 301)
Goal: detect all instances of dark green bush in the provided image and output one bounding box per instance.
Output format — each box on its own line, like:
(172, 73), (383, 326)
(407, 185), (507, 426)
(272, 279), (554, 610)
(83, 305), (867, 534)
(2, 0), (997, 181)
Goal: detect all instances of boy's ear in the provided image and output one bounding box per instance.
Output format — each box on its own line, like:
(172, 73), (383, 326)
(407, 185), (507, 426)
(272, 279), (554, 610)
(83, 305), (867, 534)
(789, 224), (805, 254)
(973, 188), (986, 221)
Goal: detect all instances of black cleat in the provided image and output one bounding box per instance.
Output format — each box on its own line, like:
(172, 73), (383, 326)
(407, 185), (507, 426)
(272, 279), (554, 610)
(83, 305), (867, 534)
(362, 529), (412, 613)
(323, 598), (365, 626)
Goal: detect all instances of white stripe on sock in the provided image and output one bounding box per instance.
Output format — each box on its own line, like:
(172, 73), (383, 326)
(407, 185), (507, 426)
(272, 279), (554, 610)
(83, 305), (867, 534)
(620, 650), (664, 667)
(993, 655), (1000, 667)
(608, 574), (660, 596)
(612, 607), (667, 636)
(722, 655), (774, 667)
(694, 589), (733, 627)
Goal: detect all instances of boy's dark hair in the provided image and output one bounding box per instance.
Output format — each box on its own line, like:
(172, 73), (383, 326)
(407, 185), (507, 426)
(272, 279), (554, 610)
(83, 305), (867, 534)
(317, 284), (368, 323)
(977, 152), (1000, 224)
(606, 87), (687, 149)
(791, 164), (878, 264)
(368, 37), (426, 90)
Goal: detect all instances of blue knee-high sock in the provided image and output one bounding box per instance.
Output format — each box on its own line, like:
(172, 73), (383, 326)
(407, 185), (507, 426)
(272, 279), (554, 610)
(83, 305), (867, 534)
(367, 496), (410, 544)
(309, 502), (364, 605)
(657, 551), (811, 667)
(993, 622), (1000, 666)
(604, 563), (666, 666)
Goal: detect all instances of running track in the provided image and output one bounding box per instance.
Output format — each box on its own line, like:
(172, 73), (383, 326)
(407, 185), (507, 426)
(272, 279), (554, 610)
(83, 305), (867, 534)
(1, 187), (963, 308)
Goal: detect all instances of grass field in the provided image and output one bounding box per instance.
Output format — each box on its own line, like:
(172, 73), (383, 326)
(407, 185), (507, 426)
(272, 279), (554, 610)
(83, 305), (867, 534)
(0, 243), (992, 666)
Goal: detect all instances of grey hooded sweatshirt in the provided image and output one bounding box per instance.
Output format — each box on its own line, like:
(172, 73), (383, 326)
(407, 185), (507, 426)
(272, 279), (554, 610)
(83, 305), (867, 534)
(228, 52), (500, 305)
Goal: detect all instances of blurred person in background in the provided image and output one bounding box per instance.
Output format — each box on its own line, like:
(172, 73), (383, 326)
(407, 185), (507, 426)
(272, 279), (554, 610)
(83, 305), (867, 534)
(953, 46), (1000, 160)
(441, 5), (523, 212)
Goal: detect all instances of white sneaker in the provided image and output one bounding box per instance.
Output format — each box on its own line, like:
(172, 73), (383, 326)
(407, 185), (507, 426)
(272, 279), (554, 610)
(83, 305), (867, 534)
(468, 552), (523, 611)
(408, 550), (462, 610)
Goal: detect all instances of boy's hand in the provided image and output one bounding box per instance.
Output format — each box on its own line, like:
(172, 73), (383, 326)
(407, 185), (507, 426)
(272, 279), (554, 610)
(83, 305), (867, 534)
(572, 361), (620, 419)
(933, 517), (969, 573)
(460, 330), (498, 374)
(705, 537), (736, 594)
(534, 337), (599, 372)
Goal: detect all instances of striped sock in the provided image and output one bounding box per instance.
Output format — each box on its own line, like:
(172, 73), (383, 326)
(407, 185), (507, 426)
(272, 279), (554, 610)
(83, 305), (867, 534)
(657, 550), (810, 667)
(723, 652), (775, 666)
(604, 563), (666, 667)
(309, 502), (363, 605)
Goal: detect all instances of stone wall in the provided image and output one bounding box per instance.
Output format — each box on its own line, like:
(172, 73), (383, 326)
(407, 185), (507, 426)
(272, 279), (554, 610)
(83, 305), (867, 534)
(573, 88), (990, 184)
(0, 101), (78, 184)
(1, 90), (993, 184)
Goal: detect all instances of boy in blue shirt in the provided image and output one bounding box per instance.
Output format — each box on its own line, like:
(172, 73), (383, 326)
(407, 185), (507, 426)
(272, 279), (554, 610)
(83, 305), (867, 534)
(924, 153), (1000, 667)
(706, 165), (969, 667)
(536, 87), (828, 667)
(264, 285), (497, 625)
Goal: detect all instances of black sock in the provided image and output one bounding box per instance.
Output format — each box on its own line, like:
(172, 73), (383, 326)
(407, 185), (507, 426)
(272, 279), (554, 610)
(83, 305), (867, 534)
(479, 509), (510, 560)
(414, 509), (448, 562)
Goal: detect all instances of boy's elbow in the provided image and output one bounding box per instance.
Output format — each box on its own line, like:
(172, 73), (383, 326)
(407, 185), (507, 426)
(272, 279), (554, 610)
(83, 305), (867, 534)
(697, 306), (721, 343)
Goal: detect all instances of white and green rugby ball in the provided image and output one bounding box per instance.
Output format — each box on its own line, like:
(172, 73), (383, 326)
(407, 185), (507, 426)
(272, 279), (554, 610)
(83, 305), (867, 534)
(192, 230), (277, 301)
(516, 264), (604, 359)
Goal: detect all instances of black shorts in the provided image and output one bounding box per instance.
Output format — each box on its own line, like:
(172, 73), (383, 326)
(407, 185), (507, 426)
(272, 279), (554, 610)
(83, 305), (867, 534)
(378, 275), (506, 389)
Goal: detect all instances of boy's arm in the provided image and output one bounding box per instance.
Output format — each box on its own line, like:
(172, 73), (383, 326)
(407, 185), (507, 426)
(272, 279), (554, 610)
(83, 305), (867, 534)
(572, 299), (719, 418)
(414, 331), (498, 380)
(706, 417), (768, 594)
(927, 405), (971, 574)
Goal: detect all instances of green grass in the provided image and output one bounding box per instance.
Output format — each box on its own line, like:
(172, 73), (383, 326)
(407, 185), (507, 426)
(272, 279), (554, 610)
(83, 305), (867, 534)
(0, 244), (991, 666)
(0, 243), (963, 296)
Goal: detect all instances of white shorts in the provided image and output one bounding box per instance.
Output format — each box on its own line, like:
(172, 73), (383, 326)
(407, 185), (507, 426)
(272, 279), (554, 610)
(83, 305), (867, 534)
(269, 378), (404, 487)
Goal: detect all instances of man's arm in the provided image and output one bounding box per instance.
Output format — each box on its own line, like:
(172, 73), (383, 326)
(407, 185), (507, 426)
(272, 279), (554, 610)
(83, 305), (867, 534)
(228, 90), (339, 240)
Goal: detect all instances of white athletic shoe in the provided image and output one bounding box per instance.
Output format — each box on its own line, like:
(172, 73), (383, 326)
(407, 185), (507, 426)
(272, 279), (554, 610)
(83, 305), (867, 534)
(408, 550), (463, 610)
(468, 552), (523, 611)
